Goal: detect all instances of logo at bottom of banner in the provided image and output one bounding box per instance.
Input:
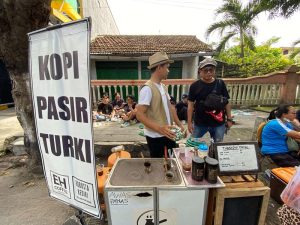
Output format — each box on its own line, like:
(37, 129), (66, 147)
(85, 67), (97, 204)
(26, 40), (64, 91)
(72, 176), (96, 207)
(50, 171), (71, 199)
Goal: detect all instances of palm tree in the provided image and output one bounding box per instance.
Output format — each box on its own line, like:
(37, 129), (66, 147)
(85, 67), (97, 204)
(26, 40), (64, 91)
(206, 0), (263, 58)
(290, 39), (300, 60)
(256, 0), (300, 18)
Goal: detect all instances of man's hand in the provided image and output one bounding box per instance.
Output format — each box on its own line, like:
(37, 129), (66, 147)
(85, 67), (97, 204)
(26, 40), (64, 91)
(226, 120), (233, 128)
(188, 122), (194, 135)
(180, 126), (187, 138)
(158, 125), (176, 140)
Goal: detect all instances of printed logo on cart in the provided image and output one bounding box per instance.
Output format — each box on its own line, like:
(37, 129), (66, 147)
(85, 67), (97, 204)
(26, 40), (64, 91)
(108, 191), (129, 205)
(50, 171), (71, 199)
(72, 176), (95, 207)
(137, 210), (175, 225)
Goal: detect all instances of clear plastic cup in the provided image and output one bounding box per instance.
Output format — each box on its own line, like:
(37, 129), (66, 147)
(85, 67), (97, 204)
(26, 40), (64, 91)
(181, 156), (192, 171)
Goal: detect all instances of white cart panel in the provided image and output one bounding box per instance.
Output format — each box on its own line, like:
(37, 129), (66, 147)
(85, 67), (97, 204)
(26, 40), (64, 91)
(158, 189), (208, 225)
(107, 189), (154, 225)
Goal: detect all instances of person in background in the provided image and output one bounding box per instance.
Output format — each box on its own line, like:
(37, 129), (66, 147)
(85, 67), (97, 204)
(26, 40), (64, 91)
(136, 51), (185, 158)
(188, 58), (233, 142)
(169, 96), (176, 106)
(121, 95), (137, 123)
(112, 92), (124, 110)
(97, 93), (115, 118)
(176, 93), (188, 121)
(293, 108), (300, 130)
(261, 104), (300, 167)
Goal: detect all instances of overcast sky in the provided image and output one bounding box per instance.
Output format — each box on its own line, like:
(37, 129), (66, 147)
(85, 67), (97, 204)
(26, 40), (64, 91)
(107, 0), (300, 48)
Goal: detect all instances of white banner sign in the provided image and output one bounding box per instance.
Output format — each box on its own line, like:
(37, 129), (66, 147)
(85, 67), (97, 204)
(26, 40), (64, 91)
(28, 19), (100, 217)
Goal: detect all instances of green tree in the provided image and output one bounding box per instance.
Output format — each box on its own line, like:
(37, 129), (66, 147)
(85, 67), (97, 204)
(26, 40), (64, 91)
(206, 0), (263, 58)
(217, 38), (293, 77)
(256, 0), (300, 18)
(0, 1), (51, 173)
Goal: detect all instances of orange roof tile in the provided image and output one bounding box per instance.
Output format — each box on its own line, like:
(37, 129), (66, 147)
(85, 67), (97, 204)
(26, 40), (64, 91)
(90, 35), (212, 56)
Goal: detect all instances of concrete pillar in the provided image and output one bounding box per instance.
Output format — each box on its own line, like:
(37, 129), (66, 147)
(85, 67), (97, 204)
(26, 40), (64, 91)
(280, 65), (300, 104)
(90, 59), (97, 80)
(138, 61), (141, 80)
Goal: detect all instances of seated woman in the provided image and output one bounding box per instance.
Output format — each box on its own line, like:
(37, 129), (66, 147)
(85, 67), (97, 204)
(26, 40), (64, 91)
(261, 104), (300, 167)
(121, 95), (137, 123)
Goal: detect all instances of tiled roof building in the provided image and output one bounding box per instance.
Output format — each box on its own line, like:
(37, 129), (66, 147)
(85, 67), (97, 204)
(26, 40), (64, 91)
(91, 35), (213, 56)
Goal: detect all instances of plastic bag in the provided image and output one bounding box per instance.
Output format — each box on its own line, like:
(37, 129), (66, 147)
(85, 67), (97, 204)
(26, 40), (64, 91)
(280, 167), (300, 213)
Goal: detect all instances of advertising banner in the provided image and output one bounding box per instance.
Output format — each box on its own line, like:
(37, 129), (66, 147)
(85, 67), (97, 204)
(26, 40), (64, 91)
(28, 18), (100, 217)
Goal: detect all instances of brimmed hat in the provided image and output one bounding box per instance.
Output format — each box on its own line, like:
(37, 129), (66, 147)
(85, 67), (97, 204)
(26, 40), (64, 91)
(198, 58), (217, 69)
(147, 52), (174, 69)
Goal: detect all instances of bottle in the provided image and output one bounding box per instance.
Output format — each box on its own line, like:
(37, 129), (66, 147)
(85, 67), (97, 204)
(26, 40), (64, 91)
(208, 138), (215, 158)
(198, 142), (208, 158)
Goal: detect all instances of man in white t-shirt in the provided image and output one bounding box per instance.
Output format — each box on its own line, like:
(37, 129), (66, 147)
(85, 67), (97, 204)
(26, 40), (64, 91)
(136, 52), (185, 157)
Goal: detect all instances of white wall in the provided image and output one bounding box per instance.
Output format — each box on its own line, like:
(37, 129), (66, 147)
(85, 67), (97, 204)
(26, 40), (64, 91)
(83, 0), (120, 39)
(182, 56), (199, 79)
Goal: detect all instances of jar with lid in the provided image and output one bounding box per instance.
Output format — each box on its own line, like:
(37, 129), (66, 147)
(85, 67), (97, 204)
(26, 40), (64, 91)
(192, 156), (205, 181)
(205, 157), (219, 183)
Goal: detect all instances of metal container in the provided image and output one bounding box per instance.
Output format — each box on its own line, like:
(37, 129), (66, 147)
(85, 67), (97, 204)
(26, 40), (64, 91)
(205, 157), (219, 184)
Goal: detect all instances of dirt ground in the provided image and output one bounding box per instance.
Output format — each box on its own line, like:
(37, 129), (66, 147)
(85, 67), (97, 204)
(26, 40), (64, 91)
(0, 154), (75, 225)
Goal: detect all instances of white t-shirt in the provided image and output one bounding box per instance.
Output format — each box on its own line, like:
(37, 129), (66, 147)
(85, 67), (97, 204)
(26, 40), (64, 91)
(138, 83), (171, 138)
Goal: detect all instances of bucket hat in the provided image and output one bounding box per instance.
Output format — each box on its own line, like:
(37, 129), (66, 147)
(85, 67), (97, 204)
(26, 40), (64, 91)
(147, 52), (174, 69)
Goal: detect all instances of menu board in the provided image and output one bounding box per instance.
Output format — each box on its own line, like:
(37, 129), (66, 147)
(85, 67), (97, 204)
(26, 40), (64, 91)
(214, 142), (259, 175)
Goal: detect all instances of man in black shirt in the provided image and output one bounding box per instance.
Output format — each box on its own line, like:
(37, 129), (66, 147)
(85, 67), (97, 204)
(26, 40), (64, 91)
(187, 58), (233, 142)
(176, 94), (188, 121)
(97, 94), (115, 118)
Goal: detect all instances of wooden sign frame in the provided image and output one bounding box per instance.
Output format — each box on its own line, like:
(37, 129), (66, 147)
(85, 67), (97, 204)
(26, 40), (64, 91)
(214, 186), (270, 225)
(213, 141), (260, 177)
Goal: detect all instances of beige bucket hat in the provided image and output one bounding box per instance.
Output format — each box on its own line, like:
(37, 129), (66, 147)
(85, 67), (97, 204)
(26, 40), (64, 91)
(147, 52), (174, 69)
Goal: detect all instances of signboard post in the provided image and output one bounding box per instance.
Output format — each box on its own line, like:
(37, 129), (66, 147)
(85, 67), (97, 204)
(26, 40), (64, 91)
(28, 18), (100, 218)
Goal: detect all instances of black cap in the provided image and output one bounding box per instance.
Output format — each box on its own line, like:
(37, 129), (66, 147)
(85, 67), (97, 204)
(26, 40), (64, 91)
(181, 94), (188, 99)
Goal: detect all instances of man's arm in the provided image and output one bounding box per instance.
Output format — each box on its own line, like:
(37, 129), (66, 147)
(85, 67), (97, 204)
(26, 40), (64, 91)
(170, 104), (185, 133)
(136, 104), (176, 140)
(225, 103), (233, 128)
(187, 101), (194, 134)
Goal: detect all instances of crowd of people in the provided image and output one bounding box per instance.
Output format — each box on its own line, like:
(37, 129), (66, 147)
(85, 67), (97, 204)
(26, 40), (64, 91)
(93, 51), (300, 167)
(92, 51), (300, 223)
(93, 92), (138, 127)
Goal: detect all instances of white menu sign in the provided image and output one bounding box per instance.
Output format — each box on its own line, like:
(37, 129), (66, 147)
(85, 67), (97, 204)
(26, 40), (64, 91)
(217, 144), (259, 172)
